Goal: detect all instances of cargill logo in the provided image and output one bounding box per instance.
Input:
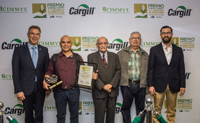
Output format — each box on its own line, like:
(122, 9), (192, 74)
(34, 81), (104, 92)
(108, 38), (129, 51)
(71, 37), (81, 51)
(168, 6), (192, 18)
(134, 4), (147, 18)
(69, 4), (95, 16)
(32, 3), (47, 18)
(1, 38), (26, 50)
(115, 102), (122, 114)
(5, 104), (25, 115)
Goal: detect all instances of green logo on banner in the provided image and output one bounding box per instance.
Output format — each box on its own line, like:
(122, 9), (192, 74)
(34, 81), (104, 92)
(32, 3), (47, 18)
(168, 6), (192, 18)
(5, 104), (25, 115)
(108, 38), (129, 51)
(69, 4), (95, 16)
(134, 4), (148, 18)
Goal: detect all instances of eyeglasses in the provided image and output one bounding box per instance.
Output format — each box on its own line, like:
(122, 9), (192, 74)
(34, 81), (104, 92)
(29, 32), (40, 36)
(98, 42), (108, 45)
(130, 37), (141, 40)
(160, 32), (172, 35)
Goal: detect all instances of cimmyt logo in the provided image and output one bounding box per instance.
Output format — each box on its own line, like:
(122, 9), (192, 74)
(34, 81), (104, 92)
(103, 7), (129, 14)
(0, 6), (28, 13)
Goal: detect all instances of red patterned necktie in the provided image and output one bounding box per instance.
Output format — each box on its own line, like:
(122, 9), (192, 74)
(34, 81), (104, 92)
(103, 54), (107, 69)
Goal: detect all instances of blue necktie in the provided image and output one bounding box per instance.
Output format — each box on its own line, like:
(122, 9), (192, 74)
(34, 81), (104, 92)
(32, 47), (37, 81)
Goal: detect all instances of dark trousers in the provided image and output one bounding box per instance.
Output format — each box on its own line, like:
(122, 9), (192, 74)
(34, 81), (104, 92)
(93, 96), (117, 123)
(54, 87), (80, 123)
(121, 82), (146, 123)
(23, 83), (45, 123)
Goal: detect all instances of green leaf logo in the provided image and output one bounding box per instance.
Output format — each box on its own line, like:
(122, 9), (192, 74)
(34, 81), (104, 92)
(75, 38), (80, 47)
(40, 4), (45, 14)
(13, 104), (24, 109)
(176, 6), (186, 10)
(141, 5), (146, 14)
(116, 103), (122, 107)
(112, 38), (123, 43)
(10, 38), (22, 44)
(78, 4), (89, 9)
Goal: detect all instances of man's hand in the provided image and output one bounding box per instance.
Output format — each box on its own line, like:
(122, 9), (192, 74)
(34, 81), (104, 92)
(16, 92), (25, 101)
(180, 88), (185, 96)
(43, 75), (50, 90)
(92, 70), (98, 80)
(103, 84), (112, 93)
(149, 86), (156, 96)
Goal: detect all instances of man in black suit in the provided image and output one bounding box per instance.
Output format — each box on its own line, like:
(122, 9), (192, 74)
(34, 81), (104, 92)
(147, 25), (185, 123)
(12, 25), (49, 123)
(88, 37), (121, 123)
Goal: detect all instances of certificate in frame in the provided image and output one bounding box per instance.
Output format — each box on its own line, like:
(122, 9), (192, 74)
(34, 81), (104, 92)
(77, 61), (98, 89)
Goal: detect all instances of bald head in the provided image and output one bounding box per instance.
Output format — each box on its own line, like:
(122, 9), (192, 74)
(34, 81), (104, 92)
(60, 35), (72, 53)
(60, 35), (71, 42)
(96, 36), (108, 44)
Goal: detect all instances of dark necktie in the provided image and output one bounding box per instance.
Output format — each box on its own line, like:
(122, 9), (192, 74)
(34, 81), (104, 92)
(103, 54), (107, 69)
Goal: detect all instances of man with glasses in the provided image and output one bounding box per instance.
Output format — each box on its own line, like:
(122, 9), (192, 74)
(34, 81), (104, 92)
(118, 32), (148, 123)
(88, 37), (121, 123)
(12, 25), (49, 123)
(147, 25), (185, 123)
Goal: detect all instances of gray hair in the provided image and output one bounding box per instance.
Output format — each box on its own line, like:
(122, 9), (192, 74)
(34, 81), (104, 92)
(96, 36), (109, 44)
(130, 31), (142, 39)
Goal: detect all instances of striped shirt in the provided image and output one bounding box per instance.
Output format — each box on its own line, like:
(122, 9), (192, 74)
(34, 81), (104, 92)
(128, 48), (140, 80)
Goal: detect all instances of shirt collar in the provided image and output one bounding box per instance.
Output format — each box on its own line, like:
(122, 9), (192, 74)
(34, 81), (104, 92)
(162, 42), (172, 49)
(129, 47), (140, 53)
(28, 42), (38, 49)
(59, 51), (73, 58)
(99, 51), (108, 58)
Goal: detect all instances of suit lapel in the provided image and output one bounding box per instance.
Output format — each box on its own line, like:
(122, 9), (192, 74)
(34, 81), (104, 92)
(107, 51), (113, 69)
(24, 43), (35, 69)
(96, 51), (107, 69)
(158, 43), (168, 66)
(169, 44), (176, 66)
(36, 45), (42, 69)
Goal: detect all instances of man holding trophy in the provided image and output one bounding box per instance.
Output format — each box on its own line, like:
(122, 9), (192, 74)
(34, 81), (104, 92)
(43, 35), (97, 123)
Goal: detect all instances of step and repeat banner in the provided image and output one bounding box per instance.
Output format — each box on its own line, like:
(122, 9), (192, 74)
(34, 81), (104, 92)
(0, 0), (200, 123)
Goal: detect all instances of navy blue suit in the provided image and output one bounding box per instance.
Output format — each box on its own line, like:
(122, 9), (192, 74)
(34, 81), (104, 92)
(12, 43), (49, 123)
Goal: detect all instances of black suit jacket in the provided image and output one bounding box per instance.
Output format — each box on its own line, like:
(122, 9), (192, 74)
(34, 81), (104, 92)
(12, 43), (49, 95)
(147, 43), (185, 93)
(88, 51), (121, 98)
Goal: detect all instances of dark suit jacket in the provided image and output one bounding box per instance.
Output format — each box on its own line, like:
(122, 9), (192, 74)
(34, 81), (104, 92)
(147, 43), (185, 93)
(12, 43), (49, 95)
(88, 51), (121, 98)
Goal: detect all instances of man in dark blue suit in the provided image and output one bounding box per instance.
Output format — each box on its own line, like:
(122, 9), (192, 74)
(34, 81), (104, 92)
(12, 25), (49, 123)
(147, 25), (185, 123)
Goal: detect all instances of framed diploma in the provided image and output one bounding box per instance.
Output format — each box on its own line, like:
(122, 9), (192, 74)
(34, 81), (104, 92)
(78, 61), (98, 89)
